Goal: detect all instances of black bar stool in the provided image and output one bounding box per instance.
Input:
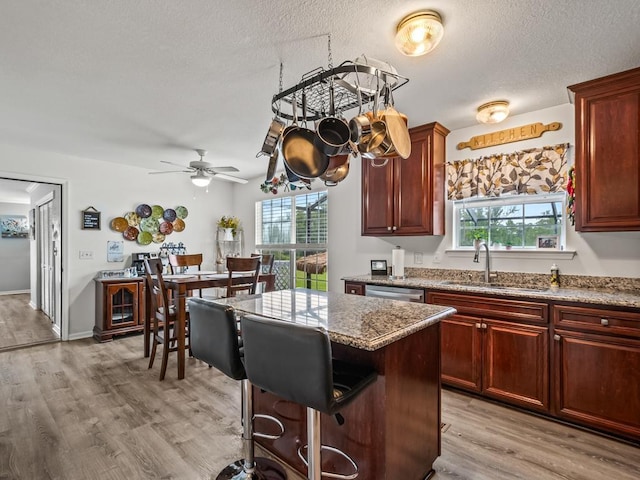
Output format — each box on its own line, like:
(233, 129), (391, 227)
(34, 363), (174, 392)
(188, 298), (287, 480)
(240, 314), (378, 480)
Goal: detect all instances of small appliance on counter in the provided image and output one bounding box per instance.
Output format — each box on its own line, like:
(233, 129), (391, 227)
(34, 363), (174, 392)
(131, 252), (159, 276)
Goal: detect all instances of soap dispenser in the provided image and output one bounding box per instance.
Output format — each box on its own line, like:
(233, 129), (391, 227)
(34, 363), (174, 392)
(550, 263), (560, 289)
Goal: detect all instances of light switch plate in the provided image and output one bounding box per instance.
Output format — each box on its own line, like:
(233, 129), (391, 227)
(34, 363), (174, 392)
(414, 252), (423, 264)
(79, 250), (93, 260)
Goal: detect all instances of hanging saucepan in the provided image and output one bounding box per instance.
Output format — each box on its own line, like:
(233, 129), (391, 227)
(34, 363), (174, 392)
(265, 146), (279, 182)
(320, 154), (351, 187)
(314, 82), (351, 156)
(380, 84), (411, 159)
(281, 92), (330, 179)
(259, 117), (285, 157)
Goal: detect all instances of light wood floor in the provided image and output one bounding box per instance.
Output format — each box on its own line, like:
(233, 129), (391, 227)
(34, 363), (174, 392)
(0, 335), (638, 480)
(0, 293), (59, 351)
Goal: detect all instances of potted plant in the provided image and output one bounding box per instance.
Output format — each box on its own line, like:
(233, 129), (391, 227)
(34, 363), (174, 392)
(471, 229), (486, 249)
(217, 216), (241, 241)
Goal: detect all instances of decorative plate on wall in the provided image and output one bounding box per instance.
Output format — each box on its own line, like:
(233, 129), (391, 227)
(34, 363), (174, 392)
(135, 203), (152, 218)
(175, 206), (189, 219)
(124, 211), (140, 227)
(111, 217), (128, 232)
(151, 205), (164, 219)
(172, 218), (185, 232)
(123, 226), (139, 241)
(137, 231), (152, 245)
(159, 221), (174, 235)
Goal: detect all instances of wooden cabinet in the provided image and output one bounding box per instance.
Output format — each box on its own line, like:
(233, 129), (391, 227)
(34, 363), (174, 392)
(429, 291), (550, 412)
(94, 278), (145, 342)
(361, 122), (449, 236)
(568, 66), (640, 231)
(344, 281), (365, 295)
(552, 304), (640, 440)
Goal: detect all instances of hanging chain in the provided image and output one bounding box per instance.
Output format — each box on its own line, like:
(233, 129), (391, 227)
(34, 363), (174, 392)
(327, 33), (333, 70)
(276, 62), (283, 115)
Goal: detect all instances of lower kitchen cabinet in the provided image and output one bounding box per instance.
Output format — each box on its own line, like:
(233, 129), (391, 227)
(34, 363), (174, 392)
(553, 304), (640, 440)
(430, 291), (550, 412)
(94, 277), (146, 342)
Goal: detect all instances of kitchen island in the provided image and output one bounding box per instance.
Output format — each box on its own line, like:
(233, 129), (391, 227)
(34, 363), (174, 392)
(217, 288), (456, 480)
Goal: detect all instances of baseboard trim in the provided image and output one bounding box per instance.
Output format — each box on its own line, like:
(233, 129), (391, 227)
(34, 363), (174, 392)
(0, 290), (30, 296)
(68, 331), (94, 341)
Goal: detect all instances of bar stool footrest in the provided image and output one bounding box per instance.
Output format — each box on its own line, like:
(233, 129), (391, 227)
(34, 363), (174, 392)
(297, 444), (358, 480)
(253, 413), (285, 440)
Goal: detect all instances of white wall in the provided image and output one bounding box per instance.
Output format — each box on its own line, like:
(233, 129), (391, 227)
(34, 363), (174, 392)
(1, 142), (235, 339)
(0, 202), (30, 292)
(235, 102), (640, 293)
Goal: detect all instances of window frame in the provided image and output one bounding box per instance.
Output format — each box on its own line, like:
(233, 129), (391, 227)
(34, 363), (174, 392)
(255, 190), (328, 291)
(452, 193), (567, 250)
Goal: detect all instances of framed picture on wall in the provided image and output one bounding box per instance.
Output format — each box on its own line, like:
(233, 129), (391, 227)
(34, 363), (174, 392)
(537, 235), (559, 249)
(0, 215), (29, 239)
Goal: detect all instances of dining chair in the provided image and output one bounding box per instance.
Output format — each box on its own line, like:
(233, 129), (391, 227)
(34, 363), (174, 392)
(225, 256), (261, 297)
(143, 258), (190, 380)
(251, 253), (275, 293)
(168, 253), (204, 297)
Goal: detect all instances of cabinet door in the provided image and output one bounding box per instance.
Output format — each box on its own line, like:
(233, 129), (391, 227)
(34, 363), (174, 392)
(441, 314), (482, 392)
(361, 156), (395, 235)
(395, 123), (447, 235)
(105, 283), (139, 329)
(553, 329), (640, 440)
(483, 320), (550, 412)
(571, 67), (640, 231)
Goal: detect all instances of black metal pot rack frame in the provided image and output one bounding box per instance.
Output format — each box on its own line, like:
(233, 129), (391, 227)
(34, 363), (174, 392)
(271, 60), (409, 122)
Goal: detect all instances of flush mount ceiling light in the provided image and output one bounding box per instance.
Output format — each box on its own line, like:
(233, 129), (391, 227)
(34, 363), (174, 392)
(395, 10), (444, 57)
(191, 171), (212, 187)
(476, 101), (511, 124)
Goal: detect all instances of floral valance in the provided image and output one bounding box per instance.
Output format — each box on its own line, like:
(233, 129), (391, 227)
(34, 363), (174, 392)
(446, 143), (570, 200)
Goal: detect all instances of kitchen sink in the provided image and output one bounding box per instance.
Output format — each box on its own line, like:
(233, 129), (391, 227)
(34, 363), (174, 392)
(439, 280), (548, 292)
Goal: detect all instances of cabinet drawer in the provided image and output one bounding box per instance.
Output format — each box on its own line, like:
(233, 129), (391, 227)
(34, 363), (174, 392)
(428, 291), (547, 325)
(554, 304), (640, 338)
(344, 281), (365, 296)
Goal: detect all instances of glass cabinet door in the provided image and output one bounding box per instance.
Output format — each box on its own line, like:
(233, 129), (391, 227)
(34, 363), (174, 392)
(106, 283), (138, 329)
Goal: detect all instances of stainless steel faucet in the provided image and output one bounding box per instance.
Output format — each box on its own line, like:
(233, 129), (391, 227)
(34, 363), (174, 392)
(473, 241), (495, 283)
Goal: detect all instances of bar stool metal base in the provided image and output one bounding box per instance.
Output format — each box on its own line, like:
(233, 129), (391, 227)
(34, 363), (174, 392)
(216, 457), (287, 480)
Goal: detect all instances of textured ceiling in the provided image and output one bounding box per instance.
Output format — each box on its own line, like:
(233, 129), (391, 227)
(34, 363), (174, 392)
(1, 0), (639, 181)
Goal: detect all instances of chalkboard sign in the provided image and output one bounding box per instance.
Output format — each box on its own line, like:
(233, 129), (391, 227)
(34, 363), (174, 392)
(82, 207), (101, 230)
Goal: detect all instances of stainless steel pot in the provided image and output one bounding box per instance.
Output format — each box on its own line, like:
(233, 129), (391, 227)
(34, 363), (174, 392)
(314, 83), (350, 156)
(260, 117), (285, 156)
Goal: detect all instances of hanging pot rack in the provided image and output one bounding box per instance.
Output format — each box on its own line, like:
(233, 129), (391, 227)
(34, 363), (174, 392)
(271, 60), (409, 122)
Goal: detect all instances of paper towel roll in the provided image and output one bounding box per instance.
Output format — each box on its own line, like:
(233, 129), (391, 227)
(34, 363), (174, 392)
(391, 247), (405, 278)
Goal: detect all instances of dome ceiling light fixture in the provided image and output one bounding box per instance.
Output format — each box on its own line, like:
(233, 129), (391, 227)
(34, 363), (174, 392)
(191, 171), (212, 187)
(476, 100), (511, 124)
(395, 10), (444, 57)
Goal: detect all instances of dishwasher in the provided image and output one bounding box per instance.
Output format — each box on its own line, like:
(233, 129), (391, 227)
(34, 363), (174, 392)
(365, 284), (425, 303)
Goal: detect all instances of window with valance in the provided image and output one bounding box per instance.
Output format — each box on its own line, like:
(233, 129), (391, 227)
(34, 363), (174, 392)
(446, 143), (570, 200)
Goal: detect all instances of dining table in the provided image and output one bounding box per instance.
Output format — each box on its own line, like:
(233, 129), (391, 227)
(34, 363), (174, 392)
(143, 270), (275, 379)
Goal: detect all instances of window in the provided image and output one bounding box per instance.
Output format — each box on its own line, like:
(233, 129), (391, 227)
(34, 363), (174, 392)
(256, 191), (328, 291)
(453, 193), (565, 249)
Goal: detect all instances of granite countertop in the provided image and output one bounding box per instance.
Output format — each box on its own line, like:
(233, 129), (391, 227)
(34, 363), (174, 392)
(214, 288), (456, 351)
(343, 269), (640, 309)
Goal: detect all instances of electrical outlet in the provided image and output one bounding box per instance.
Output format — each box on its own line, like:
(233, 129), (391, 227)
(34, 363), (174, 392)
(79, 250), (93, 260)
(433, 252), (441, 264)
(414, 252), (423, 264)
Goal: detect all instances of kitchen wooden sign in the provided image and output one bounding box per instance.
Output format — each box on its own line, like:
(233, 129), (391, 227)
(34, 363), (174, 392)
(457, 121), (562, 150)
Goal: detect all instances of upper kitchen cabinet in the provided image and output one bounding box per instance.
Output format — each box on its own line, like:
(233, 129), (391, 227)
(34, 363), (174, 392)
(569, 67), (640, 232)
(361, 122), (449, 236)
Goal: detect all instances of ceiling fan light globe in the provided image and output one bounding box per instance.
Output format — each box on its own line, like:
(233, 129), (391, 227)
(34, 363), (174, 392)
(191, 172), (211, 187)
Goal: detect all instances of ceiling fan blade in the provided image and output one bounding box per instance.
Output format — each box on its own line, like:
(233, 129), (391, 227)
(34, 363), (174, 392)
(149, 169), (191, 174)
(161, 160), (193, 169)
(206, 166), (239, 173)
(213, 172), (249, 184)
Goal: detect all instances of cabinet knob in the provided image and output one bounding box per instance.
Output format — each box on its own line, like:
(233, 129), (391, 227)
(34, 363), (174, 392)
(475, 323), (482, 329)
(600, 318), (609, 326)
(387, 226), (392, 231)
(554, 334), (561, 341)
(392, 226), (397, 231)
(482, 323), (487, 329)
(350, 289), (356, 294)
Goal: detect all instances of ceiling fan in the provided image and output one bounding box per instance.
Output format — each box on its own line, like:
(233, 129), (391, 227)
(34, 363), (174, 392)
(149, 149), (248, 186)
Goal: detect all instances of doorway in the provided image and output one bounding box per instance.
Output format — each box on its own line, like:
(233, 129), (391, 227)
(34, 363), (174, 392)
(0, 178), (62, 350)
